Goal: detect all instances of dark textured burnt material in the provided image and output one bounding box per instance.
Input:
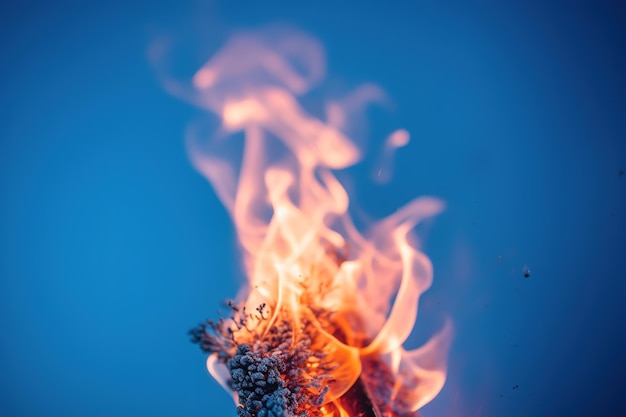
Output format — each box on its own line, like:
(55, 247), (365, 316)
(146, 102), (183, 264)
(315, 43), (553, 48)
(359, 357), (422, 417)
(228, 344), (294, 417)
(190, 306), (332, 417)
(338, 377), (382, 417)
(191, 302), (423, 417)
(339, 374), (422, 417)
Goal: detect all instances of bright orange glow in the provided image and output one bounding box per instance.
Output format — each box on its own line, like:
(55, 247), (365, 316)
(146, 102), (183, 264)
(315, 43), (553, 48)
(161, 27), (452, 416)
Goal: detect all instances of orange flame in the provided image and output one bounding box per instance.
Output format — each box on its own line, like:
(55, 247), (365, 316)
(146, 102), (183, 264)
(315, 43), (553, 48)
(158, 27), (452, 416)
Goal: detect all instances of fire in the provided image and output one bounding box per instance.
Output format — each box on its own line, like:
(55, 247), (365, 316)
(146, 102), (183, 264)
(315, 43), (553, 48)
(160, 27), (452, 417)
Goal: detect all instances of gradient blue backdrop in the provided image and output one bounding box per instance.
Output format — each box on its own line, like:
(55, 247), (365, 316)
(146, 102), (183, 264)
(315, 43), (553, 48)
(1, 1), (625, 416)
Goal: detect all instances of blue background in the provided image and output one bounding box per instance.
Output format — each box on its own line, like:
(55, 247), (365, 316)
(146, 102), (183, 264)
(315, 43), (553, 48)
(1, 1), (625, 416)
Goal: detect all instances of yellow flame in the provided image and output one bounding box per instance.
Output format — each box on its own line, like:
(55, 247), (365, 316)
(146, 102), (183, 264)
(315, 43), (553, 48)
(157, 26), (452, 415)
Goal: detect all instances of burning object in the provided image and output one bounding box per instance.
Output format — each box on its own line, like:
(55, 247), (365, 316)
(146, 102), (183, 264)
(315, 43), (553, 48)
(167, 27), (452, 417)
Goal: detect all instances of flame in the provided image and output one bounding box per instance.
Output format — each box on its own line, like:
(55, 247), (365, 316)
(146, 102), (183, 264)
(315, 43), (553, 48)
(158, 27), (452, 416)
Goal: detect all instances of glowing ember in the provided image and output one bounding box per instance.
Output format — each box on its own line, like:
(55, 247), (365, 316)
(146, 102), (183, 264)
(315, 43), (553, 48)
(161, 27), (452, 417)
